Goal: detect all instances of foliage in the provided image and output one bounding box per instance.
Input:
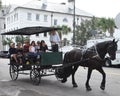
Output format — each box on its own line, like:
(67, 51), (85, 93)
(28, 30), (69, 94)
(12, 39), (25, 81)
(0, 0), (2, 9)
(97, 17), (115, 37)
(15, 35), (30, 45)
(75, 17), (97, 45)
(54, 25), (71, 40)
(75, 17), (115, 45)
(2, 37), (14, 46)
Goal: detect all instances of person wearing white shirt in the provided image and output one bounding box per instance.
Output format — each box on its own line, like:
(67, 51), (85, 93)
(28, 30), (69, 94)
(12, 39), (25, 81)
(50, 30), (60, 52)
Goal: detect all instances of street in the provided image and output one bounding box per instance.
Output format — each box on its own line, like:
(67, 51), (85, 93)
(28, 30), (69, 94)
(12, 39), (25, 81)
(0, 58), (120, 96)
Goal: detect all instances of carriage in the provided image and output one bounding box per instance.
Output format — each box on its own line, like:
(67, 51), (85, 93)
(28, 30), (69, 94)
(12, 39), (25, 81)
(1, 26), (118, 91)
(1, 26), (63, 85)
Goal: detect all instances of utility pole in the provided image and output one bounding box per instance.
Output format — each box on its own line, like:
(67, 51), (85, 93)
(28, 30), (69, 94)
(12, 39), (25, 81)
(73, 0), (75, 44)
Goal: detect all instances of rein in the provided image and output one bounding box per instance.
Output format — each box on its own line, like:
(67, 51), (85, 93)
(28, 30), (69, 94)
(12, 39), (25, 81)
(56, 58), (89, 69)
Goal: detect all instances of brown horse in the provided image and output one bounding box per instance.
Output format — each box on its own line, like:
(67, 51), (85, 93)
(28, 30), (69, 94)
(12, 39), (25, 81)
(55, 39), (118, 91)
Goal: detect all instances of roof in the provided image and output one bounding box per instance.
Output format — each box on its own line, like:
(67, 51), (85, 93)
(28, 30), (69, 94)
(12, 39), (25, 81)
(9, 0), (93, 17)
(1, 26), (62, 35)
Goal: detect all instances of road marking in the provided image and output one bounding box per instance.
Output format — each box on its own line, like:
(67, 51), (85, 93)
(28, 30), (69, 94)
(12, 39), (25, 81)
(106, 72), (120, 76)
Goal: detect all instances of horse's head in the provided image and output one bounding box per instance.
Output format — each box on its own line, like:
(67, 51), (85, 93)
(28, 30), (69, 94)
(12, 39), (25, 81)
(55, 51), (74, 83)
(106, 39), (118, 60)
(55, 67), (71, 83)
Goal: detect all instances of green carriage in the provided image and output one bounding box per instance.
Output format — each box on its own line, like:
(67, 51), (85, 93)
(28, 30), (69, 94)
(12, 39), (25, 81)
(1, 26), (63, 85)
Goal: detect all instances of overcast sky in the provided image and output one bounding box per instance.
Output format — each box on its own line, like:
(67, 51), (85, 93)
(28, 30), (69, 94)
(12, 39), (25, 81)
(2, 0), (120, 18)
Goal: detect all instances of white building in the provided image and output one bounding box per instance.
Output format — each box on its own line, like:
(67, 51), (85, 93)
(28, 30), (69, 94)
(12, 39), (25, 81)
(0, 5), (11, 50)
(2, 0), (94, 50)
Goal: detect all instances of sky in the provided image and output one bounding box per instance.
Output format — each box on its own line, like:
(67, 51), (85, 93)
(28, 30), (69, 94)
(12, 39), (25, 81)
(1, 0), (120, 18)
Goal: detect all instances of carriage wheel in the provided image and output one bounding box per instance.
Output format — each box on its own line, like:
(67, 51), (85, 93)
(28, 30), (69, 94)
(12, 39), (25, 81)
(30, 69), (41, 85)
(9, 65), (18, 80)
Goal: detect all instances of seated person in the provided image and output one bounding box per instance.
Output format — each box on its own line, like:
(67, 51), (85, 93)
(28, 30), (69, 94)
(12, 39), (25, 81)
(35, 41), (41, 52)
(27, 41), (41, 63)
(9, 43), (18, 63)
(23, 40), (30, 55)
(40, 40), (48, 52)
(16, 42), (23, 64)
(28, 41), (38, 57)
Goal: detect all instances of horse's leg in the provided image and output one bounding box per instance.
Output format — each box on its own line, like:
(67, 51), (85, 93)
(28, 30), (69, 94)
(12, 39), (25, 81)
(85, 67), (92, 91)
(97, 67), (106, 90)
(72, 65), (79, 87)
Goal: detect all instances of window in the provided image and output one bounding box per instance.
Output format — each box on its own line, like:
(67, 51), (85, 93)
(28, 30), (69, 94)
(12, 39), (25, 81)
(27, 13), (32, 20)
(7, 17), (10, 24)
(36, 14), (40, 21)
(14, 13), (18, 21)
(44, 15), (48, 22)
(4, 24), (6, 29)
(63, 18), (68, 23)
(54, 19), (57, 25)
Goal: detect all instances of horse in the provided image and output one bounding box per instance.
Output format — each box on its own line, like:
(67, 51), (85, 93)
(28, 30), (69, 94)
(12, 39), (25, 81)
(55, 39), (118, 91)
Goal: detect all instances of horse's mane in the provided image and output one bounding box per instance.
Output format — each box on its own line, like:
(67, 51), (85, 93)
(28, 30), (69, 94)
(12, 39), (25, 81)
(90, 40), (112, 49)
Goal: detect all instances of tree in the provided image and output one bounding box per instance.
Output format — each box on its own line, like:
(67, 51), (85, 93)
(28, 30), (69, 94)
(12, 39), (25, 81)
(2, 37), (14, 46)
(97, 17), (115, 37)
(75, 17), (98, 45)
(15, 35), (30, 45)
(0, 0), (2, 9)
(107, 18), (115, 37)
(55, 25), (71, 40)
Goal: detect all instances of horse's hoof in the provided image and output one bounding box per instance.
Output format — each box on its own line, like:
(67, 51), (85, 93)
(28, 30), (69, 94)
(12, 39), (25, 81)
(73, 84), (78, 88)
(86, 86), (92, 91)
(100, 85), (105, 90)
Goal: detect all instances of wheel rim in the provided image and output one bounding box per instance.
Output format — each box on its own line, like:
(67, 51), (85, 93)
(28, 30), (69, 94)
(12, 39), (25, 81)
(9, 65), (18, 80)
(30, 69), (41, 85)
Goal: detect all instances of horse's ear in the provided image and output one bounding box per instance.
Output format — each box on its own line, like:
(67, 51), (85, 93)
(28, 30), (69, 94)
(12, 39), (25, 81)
(113, 39), (115, 42)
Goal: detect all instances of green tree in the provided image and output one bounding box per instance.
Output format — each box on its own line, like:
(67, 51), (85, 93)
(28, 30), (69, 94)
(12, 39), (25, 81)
(15, 35), (30, 45)
(97, 17), (115, 37)
(0, 0), (2, 9)
(2, 37), (14, 46)
(107, 18), (115, 37)
(75, 17), (98, 45)
(56, 25), (71, 40)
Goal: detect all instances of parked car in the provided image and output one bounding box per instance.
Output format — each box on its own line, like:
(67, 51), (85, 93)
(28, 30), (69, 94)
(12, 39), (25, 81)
(105, 50), (120, 67)
(0, 51), (9, 58)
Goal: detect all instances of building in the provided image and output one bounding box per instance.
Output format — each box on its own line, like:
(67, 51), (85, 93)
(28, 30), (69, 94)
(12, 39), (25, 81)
(0, 5), (10, 50)
(1, 0), (94, 50)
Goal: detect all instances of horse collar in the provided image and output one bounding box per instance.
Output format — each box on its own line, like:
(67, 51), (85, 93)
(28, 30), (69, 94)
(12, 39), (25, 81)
(94, 45), (103, 60)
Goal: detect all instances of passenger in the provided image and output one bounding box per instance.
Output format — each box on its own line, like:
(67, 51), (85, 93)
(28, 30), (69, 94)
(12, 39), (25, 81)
(9, 43), (18, 63)
(35, 41), (41, 52)
(23, 40), (30, 54)
(16, 42), (23, 64)
(40, 40), (48, 52)
(27, 41), (41, 64)
(28, 41), (37, 57)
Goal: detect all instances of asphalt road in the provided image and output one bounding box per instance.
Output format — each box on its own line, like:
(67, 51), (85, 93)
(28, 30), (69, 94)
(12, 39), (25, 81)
(0, 58), (120, 96)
